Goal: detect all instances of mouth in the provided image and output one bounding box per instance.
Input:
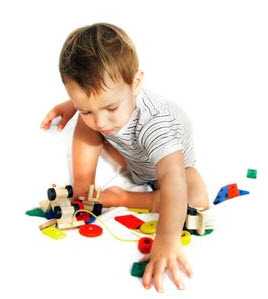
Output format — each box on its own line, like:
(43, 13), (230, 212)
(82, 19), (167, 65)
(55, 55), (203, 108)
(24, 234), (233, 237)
(100, 129), (114, 135)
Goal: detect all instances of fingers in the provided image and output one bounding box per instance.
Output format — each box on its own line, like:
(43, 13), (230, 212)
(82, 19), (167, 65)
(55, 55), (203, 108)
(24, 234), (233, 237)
(153, 260), (166, 293)
(40, 110), (58, 130)
(168, 261), (185, 289)
(177, 256), (193, 278)
(57, 116), (69, 130)
(142, 260), (166, 293)
(142, 261), (154, 290)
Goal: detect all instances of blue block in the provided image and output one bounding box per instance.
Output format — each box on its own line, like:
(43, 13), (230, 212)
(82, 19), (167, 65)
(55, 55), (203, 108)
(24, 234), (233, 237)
(239, 189), (250, 196)
(213, 186), (228, 205)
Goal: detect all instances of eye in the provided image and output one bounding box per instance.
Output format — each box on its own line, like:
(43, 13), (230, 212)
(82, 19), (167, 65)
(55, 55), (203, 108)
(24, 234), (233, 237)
(80, 111), (91, 115)
(107, 107), (118, 112)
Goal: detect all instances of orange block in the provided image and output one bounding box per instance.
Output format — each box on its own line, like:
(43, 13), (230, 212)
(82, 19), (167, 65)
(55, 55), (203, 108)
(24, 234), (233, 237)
(227, 184), (239, 199)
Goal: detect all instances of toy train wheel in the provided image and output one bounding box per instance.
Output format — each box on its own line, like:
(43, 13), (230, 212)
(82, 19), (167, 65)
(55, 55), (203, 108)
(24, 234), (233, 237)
(47, 188), (57, 201)
(47, 185), (73, 201)
(53, 206), (62, 219)
(65, 185), (73, 198)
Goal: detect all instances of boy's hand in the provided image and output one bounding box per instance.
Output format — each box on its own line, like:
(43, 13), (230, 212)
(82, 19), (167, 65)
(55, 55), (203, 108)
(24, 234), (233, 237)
(142, 235), (192, 293)
(40, 100), (77, 131)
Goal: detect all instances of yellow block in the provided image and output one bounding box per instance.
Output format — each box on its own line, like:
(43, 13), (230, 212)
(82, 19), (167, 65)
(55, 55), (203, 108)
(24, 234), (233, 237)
(181, 231), (191, 246)
(41, 225), (66, 240)
(140, 221), (158, 234)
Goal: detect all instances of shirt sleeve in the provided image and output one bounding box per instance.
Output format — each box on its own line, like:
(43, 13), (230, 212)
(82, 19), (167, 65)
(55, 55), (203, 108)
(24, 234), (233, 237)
(139, 113), (184, 165)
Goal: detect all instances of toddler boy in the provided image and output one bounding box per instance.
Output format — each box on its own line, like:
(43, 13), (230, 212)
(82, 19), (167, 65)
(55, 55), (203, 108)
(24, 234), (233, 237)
(41, 23), (209, 293)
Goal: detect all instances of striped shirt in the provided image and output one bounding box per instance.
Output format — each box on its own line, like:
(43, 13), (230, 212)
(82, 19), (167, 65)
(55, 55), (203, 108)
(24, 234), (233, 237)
(102, 88), (196, 185)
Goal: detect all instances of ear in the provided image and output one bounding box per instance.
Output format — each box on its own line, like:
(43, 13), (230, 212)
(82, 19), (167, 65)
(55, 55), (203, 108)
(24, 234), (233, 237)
(132, 70), (144, 96)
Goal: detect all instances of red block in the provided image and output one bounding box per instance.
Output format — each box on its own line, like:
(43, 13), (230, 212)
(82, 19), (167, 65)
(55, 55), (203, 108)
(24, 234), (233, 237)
(138, 237), (153, 254)
(227, 184), (239, 199)
(114, 214), (144, 229)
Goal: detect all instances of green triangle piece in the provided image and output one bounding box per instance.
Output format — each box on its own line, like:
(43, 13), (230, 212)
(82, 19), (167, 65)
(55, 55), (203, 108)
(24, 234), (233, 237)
(25, 208), (46, 218)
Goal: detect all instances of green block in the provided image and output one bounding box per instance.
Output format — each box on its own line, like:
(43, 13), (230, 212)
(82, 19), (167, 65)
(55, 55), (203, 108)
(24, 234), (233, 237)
(247, 169), (257, 179)
(131, 261), (149, 278)
(25, 208), (46, 218)
(187, 229), (214, 236)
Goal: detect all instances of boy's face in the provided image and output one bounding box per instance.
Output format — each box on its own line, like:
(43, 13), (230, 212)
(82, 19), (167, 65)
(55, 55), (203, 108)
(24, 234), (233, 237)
(65, 72), (143, 135)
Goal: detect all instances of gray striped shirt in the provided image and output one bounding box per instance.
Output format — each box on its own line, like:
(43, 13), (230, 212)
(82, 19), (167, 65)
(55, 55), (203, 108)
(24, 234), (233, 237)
(102, 88), (196, 185)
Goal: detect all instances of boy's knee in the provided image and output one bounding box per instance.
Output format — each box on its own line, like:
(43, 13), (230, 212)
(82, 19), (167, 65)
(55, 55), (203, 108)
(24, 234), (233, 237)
(187, 191), (210, 210)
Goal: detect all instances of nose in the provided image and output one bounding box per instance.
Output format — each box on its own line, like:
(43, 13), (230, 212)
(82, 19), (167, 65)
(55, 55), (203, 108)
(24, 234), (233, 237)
(94, 112), (108, 130)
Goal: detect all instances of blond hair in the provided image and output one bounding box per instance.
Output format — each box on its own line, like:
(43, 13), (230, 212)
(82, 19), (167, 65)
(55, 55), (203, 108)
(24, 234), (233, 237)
(59, 23), (139, 95)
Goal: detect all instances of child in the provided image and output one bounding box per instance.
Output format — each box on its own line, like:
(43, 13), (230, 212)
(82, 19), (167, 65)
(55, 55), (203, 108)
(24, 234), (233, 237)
(41, 23), (209, 293)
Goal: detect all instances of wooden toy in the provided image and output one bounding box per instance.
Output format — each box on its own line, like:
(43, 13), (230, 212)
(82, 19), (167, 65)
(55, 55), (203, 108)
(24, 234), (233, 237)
(78, 185), (103, 216)
(185, 207), (214, 235)
(57, 219), (84, 230)
(213, 184), (250, 205)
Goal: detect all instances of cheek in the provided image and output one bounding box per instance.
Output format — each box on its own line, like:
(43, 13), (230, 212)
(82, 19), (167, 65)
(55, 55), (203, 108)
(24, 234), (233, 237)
(113, 107), (133, 126)
(80, 115), (95, 128)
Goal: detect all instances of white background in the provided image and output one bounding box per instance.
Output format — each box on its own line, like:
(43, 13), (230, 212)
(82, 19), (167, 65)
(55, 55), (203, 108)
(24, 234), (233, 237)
(0, 0), (267, 298)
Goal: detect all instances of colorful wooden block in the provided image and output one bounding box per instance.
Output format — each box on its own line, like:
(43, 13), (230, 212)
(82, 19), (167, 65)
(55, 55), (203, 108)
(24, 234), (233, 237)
(213, 186), (228, 205)
(247, 169), (257, 179)
(114, 214), (145, 229)
(138, 237), (153, 254)
(41, 225), (66, 240)
(131, 261), (149, 278)
(227, 183), (239, 199)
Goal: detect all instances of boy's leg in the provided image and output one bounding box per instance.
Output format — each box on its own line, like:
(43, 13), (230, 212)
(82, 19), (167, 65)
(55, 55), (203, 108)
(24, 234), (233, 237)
(100, 142), (209, 211)
(185, 167), (210, 210)
(101, 169), (209, 212)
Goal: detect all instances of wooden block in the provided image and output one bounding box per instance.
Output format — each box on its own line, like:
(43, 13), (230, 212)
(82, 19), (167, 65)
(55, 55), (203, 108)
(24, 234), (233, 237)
(41, 226), (66, 240)
(88, 184), (94, 199)
(197, 213), (206, 235)
(83, 200), (94, 211)
(55, 188), (69, 198)
(50, 199), (71, 210)
(60, 206), (75, 215)
(185, 215), (199, 230)
(227, 183), (239, 199)
(57, 220), (84, 230)
(96, 187), (101, 202)
(39, 219), (57, 230)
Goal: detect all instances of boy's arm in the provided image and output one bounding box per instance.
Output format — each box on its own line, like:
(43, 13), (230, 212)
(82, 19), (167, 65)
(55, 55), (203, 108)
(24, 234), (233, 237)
(156, 151), (187, 238)
(142, 151), (192, 292)
(72, 115), (103, 197)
